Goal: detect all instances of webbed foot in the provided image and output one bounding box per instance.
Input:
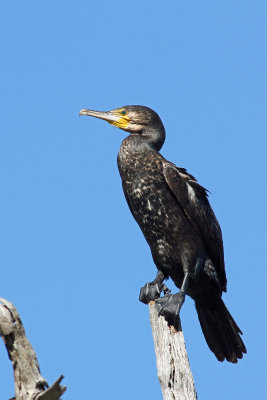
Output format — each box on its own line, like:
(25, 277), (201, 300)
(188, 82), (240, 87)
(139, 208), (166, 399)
(139, 282), (170, 304)
(155, 292), (186, 331)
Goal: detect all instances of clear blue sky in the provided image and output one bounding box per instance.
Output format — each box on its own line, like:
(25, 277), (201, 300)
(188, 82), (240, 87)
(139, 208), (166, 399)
(0, 1), (266, 399)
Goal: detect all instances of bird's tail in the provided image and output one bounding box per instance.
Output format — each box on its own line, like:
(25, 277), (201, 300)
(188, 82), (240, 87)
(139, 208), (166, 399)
(195, 298), (247, 363)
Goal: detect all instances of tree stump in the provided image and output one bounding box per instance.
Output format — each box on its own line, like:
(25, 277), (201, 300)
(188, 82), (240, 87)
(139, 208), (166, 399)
(149, 302), (197, 400)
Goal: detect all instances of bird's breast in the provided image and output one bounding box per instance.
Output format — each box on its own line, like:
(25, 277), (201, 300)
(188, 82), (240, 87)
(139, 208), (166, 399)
(118, 150), (181, 239)
(117, 148), (203, 275)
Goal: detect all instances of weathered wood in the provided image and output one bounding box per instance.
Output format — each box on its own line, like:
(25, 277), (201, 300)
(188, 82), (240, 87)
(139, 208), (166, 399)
(0, 298), (66, 400)
(149, 302), (197, 400)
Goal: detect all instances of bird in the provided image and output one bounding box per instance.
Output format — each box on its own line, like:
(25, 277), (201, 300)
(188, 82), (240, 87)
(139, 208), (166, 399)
(79, 105), (246, 363)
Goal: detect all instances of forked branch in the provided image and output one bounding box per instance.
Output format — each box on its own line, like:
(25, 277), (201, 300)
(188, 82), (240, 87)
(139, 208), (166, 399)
(0, 298), (66, 400)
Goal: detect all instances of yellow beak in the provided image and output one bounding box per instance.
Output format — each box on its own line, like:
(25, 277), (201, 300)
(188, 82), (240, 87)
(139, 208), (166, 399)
(79, 108), (130, 129)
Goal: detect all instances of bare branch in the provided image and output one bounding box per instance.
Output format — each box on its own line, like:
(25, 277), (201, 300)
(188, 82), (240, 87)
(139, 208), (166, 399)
(0, 298), (66, 400)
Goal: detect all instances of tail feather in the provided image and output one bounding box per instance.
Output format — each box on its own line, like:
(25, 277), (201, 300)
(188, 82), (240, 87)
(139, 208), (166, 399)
(195, 298), (247, 363)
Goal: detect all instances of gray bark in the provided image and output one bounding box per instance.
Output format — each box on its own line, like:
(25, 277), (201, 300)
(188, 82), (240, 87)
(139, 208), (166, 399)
(149, 302), (197, 400)
(0, 298), (66, 400)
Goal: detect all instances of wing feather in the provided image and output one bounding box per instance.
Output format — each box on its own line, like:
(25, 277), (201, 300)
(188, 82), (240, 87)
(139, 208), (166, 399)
(163, 162), (227, 291)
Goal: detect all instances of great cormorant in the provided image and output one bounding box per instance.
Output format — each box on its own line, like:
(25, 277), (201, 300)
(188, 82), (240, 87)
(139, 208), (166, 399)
(79, 105), (246, 363)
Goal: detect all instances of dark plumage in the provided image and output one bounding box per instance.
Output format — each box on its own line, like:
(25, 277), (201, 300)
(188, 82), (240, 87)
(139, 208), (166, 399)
(80, 105), (246, 363)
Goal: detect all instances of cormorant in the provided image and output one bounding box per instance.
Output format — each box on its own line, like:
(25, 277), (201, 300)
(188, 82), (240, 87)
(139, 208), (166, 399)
(79, 105), (246, 363)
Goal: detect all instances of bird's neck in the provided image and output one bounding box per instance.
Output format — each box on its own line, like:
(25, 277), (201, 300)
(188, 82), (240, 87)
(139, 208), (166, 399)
(121, 123), (165, 153)
(117, 125), (165, 181)
(142, 123), (165, 151)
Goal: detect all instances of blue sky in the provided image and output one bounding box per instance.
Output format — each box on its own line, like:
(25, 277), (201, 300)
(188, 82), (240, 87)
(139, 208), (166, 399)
(0, 1), (266, 399)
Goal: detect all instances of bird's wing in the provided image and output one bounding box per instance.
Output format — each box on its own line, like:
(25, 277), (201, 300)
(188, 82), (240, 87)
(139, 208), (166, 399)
(163, 162), (227, 292)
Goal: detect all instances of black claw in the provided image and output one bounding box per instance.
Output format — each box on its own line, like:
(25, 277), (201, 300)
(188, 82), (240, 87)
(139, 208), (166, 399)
(155, 292), (185, 331)
(162, 284), (171, 295)
(155, 293), (173, 313)
(139, 282), (161, 304)
(139, 281), (171, 304)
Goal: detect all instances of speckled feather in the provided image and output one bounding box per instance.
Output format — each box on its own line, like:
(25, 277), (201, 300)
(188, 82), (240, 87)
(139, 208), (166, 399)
(118, 139), (223, 298)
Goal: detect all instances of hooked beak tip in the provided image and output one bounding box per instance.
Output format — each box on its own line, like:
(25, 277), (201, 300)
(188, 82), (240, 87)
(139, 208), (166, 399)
(79, 109), (88, 116)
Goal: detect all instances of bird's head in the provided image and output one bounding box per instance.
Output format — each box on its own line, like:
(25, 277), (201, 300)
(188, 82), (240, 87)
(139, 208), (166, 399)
(79, 105), (163, 133)
(79, 105), (165, 150)
(80, 106), (165, 150)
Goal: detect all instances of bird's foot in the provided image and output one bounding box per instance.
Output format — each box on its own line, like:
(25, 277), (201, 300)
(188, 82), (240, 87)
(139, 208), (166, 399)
(139, 282), (170, 304)
(155, 292), (186, 331)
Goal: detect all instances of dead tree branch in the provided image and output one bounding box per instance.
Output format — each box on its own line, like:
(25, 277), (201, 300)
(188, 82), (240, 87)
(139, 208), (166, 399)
(149, 302), (197, 400)
(0, 298), (66, 400)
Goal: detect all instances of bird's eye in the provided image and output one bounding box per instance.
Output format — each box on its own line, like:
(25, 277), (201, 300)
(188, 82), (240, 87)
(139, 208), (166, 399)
(120, 110), (127, 116)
